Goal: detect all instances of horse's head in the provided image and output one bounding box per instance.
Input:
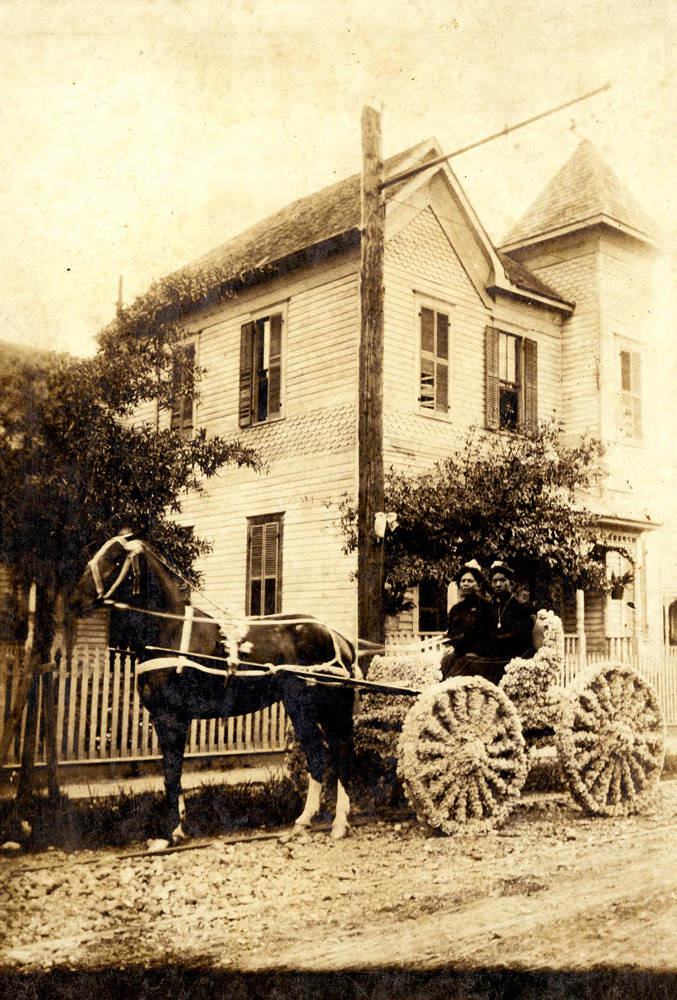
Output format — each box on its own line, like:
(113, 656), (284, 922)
(71, 533), (144, 616)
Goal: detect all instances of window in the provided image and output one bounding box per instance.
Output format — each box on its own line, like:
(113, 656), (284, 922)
(170, 342), (196, 436)
(246, 514), (283, 616)
(418, 305), (449, 413)
(418, 579), (448, 633)
(619, 349), (642, 439)
(485, 326), (537, 432)
(239, 311), (283, 426)
(668, 601), (677, 646)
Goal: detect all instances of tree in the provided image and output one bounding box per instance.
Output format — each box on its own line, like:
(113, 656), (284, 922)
(371, 423), (619, 612)
(0, 275), (262, 800)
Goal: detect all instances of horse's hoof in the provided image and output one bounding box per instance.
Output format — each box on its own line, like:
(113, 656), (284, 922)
(330, 821), (351, 840)
(280, 824), (310, 844)
(170, 823), (186, 846)
(146, 838), (171, 853)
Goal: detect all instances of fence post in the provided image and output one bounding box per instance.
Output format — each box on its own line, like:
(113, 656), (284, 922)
(17, 583), (38, 805)
(43, 649), (60, 799)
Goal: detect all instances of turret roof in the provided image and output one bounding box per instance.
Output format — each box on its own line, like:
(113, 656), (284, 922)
(501, 139), (656, 250)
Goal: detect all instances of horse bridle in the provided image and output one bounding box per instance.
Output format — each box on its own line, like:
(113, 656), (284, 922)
(88, 534), (143, 601)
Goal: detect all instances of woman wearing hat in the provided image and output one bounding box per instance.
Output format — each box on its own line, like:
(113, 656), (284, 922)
(484, 561), (536, 683)
(440, 561), (492, 680)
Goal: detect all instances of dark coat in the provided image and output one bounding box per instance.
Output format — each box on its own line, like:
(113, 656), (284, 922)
(487, 595), (535, 663)
(445, 595), (492, 657)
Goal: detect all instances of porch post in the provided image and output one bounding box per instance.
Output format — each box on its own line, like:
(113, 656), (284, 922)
(576, 588), (587, 668)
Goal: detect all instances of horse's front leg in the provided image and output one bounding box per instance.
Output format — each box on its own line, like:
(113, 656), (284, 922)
(153, 711), (190, 844)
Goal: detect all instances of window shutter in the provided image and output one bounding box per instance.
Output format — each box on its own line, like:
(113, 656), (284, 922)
(523, 337), (538, 431)
(436, 312), (449, 412)
(170, 343), (195, 435)
(268, 313), (282, 418)
(485, 325), (500, 429)
(239, 322), (254, 427)
(246, 516), (283, 615)
(631, 351), (642, 437)
(246, 523), (263, 615)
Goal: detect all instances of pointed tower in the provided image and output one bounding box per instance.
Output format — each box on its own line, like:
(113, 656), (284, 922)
(501, 140), (662, 652)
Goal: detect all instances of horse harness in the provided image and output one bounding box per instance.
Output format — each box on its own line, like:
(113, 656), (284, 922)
(90, 535), (354, 685)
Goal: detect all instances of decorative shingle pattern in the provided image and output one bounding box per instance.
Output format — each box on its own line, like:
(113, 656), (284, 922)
(384, 410), (460, 453)
(502, 140), (656, 248)
(387, 206), (460, 284)
(241, 403), (356, 463)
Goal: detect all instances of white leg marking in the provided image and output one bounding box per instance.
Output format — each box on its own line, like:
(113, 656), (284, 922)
(295, 776), (322, 828)
(171, 822), (186, 845)
(331, 779), (351, 840)
(178, 794), (186, 822)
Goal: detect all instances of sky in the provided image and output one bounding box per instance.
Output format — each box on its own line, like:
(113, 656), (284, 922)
(2, 0), (676, 357)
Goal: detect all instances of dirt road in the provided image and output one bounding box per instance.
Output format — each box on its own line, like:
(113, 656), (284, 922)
(1, 782), (676, 978)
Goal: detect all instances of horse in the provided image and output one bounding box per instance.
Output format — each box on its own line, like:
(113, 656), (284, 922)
(71, 533), (358, 844)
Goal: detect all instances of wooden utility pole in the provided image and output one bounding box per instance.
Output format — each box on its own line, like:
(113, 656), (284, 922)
(358, 106), (386, 659)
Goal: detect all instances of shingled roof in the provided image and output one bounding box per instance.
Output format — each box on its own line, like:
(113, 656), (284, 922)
(501, 139), (657, 250)
(186, 142), (431, 279)
(180, 140), (560, 303)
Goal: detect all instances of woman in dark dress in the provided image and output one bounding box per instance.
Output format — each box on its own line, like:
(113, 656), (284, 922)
(440, 561), (492, 680)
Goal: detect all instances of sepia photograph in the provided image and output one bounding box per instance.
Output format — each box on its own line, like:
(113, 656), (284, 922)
(1, 1), (676, 997)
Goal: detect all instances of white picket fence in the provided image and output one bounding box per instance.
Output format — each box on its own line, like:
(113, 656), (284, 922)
(2, 636), (677, 771)
(0, 645), (288, 769)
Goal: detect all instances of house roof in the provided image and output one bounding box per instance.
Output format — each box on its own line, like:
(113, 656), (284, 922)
(501, 140), (657, 251)
(497, 251), (571, 305)
(186, 142), (429, 280)
(180, 140), (560, 304)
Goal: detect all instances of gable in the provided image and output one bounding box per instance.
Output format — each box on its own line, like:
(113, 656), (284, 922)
(386, 204), (488, 306)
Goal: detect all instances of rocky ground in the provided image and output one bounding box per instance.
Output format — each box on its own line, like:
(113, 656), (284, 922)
(1, 778), (677, 994)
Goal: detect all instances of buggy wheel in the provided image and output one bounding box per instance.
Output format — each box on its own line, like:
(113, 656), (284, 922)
(556, 665), (665, 816)
(397, 677), (527, 834)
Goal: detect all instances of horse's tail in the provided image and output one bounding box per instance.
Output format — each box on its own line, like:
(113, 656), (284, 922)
(331, 629), (360, 679)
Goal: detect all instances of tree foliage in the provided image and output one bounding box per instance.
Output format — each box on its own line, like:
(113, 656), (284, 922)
(0, 325), (261, 654)
(363, 423), (619, 611)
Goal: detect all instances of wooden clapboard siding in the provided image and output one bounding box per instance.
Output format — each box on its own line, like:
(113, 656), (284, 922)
(382, 202), (563, 475)
(178, 447), (358, 638)
(584, 590), (606, 653)
(73, 607), (109, 647)
(149, 251), (362, 638)
(186, 253), (360, 436)
(507, 232), (602, 442)
(384, 205), (490, 425)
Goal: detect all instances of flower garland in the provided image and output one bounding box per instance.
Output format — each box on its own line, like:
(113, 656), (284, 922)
(397, 676), (528, 834)
(355, 653), (441, 761)
(556, 663), (665, 817)
(500, 609), (565, 731)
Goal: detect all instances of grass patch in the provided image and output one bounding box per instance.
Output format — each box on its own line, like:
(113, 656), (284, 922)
(0, 774), (303, 853)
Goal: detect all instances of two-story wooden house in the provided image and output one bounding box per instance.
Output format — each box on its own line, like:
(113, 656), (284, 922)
(94, 137), (671, 656)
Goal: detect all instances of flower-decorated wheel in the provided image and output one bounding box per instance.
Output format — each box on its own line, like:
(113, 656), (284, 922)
(397, 677), (528, 834)
(556, 665), (665, 816)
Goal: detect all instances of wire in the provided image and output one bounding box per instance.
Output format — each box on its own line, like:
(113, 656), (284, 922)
(380, 84), (612, 190)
